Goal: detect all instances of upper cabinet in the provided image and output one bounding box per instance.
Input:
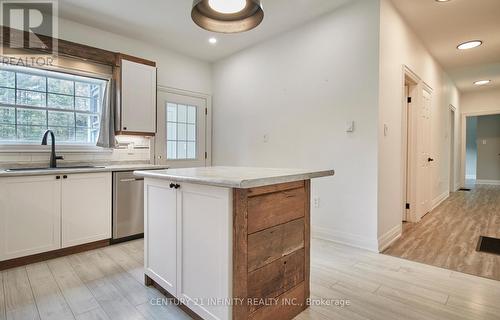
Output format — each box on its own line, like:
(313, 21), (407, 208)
(115, 54), (157, 135)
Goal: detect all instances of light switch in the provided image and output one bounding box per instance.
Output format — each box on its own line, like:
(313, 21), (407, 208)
(384, 124), (389, 136)
(346, 121), (355, 133)
(263, 134), (269, 143)
(482, 140), (487, 145)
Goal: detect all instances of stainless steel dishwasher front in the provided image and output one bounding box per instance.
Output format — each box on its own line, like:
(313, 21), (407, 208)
(112, 171), (144, 241)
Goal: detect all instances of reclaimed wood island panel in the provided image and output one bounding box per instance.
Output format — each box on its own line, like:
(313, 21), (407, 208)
(134, 167), (334, 320)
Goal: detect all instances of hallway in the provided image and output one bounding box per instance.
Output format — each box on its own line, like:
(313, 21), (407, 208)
(384, 184), (500, 281)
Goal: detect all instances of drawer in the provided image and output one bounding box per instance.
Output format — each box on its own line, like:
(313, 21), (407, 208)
(248, 218), (304, 272)
(248, 187), (306, 234)
(247, 249), (305, 313)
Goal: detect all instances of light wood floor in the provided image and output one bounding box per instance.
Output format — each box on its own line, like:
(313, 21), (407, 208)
(2, 238), (500, 320)
(384, 184), (500, 281)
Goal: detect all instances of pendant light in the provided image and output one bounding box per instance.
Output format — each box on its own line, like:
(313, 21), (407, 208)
(191, 0), (264, 33)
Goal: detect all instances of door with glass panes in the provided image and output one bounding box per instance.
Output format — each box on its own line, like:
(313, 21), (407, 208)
(155, 91), (207, 167)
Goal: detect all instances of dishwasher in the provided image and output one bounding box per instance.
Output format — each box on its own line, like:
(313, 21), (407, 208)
(112, 171), (144, 242)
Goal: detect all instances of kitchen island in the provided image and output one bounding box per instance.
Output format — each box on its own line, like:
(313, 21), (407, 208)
(134, 167), (334, 320)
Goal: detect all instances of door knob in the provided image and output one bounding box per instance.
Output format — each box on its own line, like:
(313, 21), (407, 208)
(428, 158), (434, 162)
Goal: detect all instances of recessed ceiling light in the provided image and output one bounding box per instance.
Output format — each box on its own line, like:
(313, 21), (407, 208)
(208, 37), (217, 44)
(473, 80), (491, 86)
(191, 0), (264, 33)
(208, 0), (246, 14)
(457, 40), (483, 50)
(435, 0), (451, 2)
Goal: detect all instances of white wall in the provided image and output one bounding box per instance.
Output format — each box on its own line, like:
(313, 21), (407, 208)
(378, 0), (460, 249)
(461, 88), (500, 114)
(212, 0), (381, 251)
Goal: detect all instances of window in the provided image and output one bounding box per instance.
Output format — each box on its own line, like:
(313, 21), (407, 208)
(0, 66), (107, 145)
(166, 103), (197, 160)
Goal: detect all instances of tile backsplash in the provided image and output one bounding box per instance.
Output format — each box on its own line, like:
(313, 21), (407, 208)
(0, 135), (152, 166)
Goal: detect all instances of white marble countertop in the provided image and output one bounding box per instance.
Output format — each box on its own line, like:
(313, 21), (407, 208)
(134, 166), (334, 188)
(0, 163), (169, 177)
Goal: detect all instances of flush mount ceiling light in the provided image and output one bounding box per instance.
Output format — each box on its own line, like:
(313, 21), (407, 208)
(435, 0), (451, 2)
(457, 40), (483, 50)
(473, 80), (491, 86)
(208, 37), (217, 44)
(192, 0), (264, 33)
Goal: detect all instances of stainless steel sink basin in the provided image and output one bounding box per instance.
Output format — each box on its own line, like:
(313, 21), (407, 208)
(5, 165), (105, 172)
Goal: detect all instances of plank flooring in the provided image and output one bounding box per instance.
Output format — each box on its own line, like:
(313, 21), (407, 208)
(384, 184), (500, 281)
(1, 237), (500, 319)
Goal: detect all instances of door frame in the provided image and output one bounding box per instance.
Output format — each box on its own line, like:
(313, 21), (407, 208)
(401, 66), (420, 223)
(153, 86), (213, 167)
(460, 109), (500, 187)
(449, 105), (457, 192)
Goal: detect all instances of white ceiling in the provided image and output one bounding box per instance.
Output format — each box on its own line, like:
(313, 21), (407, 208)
(391, 0), (500, 93)
(58, 0), (352, 62)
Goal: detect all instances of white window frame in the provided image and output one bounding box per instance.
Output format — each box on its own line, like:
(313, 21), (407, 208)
(0, 65), (112, 154)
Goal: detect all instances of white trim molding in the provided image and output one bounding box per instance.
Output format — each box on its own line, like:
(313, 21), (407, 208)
(431, 191), (449, 211)
(312, 225), (379, 253)
(476, 180), (500, 186)
(378, 224), (402, 253)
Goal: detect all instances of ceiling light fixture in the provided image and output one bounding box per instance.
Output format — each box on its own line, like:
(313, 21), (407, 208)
(435, 0), (451, 2)
(208, 37), (217, 44)
(191, 0), (264, 33)
(473, 80), (491, 86)
(457, 40), (483, 50)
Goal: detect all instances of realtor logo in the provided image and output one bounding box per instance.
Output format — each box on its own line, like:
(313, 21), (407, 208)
(0, 0), (58, 55)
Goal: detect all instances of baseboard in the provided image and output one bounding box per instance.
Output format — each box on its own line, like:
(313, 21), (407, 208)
(0, 239), (110, 271)
(377, 224), (402, 252)
(312, 225), (379, 252)
(476, 179), (500, 185)
(431, 191), (449, 211)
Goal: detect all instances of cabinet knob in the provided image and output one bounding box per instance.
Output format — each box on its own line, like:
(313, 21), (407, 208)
(123, 127), (127, 130)
(56, 176), (61, 180)
(63, 175), (68, 179)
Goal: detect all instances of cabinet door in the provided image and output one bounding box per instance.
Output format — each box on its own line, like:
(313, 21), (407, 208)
(121, 59), (157, 133)
(176, 183), (232, 320)
(144, 179), (177, 294)
(0, 175), (61, 261)
(61, 172), (112, 248)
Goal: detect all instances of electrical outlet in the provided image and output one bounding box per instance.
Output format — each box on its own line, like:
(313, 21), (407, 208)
(263, 134), (269, 143)
(313, 197), (320, 208)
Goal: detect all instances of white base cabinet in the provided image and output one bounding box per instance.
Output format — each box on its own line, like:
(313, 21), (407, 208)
(62, 172), (112, 248)
(0, 175), (61, 260)
(144, 179), (232, 320)
(0, 172), (112, 261)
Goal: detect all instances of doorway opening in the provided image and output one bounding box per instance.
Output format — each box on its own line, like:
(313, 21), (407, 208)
(461, 110), (500, 187)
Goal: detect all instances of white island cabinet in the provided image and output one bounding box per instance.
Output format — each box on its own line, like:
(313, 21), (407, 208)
(136, 166), (334, 320)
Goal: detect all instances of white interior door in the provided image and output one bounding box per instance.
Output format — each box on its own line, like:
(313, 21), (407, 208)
(155, 91), (207, 168)
(416, 88), (433, 220)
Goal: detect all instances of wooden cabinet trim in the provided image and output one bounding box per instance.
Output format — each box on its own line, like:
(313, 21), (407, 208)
(248, 187), (306, 234)
(248, 218), (305, 272)
(247, 249), (305, 314)
(247, 181), (304, 197)
(233, 188), (249, 320)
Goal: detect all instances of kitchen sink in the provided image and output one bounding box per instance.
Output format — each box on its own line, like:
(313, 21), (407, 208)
(5, 165), (105, 172)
